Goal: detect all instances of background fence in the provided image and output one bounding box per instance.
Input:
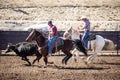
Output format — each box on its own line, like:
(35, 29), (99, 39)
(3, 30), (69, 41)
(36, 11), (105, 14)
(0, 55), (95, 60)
(0, 31), (120, 54)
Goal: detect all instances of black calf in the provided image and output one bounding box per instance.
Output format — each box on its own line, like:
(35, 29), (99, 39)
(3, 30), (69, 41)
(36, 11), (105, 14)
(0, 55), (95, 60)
(5, 42), (41, 66)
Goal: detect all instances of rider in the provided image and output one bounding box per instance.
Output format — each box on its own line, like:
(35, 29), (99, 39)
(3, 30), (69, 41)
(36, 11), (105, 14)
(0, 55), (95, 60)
(47, 20), (58, 56)
(77, 16), (90, 50)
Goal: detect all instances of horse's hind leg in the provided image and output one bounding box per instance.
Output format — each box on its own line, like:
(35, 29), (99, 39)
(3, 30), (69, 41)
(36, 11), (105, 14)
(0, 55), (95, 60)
(62, 51), (72, 65)
(87, 43), (104, 64)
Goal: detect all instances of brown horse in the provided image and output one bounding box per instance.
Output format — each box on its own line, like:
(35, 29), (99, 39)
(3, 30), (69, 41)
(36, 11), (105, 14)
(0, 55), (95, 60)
(26, 29), (87, 66)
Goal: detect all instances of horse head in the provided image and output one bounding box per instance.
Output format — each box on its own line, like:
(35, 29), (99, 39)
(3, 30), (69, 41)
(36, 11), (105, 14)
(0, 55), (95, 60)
(26, 29), (46, 46)
(67, 26), (72, 33)
(63, 27), (73, 39)
(63, 27), (80, 40)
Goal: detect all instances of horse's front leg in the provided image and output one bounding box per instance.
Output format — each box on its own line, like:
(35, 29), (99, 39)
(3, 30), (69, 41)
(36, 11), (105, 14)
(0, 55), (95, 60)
(32, 53), (42, 65)
(87, 52), (97, 64)
(43, 56), (48, 68)
(71, 48), (78, 62)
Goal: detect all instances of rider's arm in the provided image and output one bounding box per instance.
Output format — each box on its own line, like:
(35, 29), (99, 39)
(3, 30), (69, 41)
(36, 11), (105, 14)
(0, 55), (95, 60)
(49, 27), (56, 36)
(49, 30), (54, 36)
(77, 26), (84, 31)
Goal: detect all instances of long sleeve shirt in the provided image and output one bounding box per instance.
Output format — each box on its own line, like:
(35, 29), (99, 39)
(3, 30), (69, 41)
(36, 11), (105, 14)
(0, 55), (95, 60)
(83, 19), (90, 31)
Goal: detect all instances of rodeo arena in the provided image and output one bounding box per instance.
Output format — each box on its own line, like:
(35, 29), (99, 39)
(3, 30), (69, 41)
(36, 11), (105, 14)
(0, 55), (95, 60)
(0, 0), (120, 80)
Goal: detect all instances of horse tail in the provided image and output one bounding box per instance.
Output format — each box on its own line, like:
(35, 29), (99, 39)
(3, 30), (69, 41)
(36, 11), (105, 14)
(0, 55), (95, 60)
(104, 39), (116, 50)
(72, 39), (88, 56)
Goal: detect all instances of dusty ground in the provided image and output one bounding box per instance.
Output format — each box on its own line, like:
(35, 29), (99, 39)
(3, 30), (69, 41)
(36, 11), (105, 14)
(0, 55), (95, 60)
(0, 54), (120, 80)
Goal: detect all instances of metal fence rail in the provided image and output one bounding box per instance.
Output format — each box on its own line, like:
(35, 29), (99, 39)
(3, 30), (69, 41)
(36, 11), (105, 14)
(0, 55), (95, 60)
(0, 31), (120, 55)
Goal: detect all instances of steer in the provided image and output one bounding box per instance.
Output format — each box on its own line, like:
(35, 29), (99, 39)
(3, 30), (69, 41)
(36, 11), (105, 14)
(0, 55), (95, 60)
(5, 42), (42, 66)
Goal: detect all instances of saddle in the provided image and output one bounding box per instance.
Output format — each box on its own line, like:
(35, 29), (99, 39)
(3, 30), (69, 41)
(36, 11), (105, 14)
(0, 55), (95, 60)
(80, 33), (96, 41)
(87, 33), (96, 41)
(79, 33), (96, 51)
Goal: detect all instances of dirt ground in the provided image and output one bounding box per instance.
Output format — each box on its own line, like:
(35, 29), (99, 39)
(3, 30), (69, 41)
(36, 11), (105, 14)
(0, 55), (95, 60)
(0, 54), (120, 80)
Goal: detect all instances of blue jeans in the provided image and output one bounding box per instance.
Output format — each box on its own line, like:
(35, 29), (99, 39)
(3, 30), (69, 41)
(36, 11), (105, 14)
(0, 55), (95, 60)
(48, 36), (57, 55)
(82, 30), (89, 49)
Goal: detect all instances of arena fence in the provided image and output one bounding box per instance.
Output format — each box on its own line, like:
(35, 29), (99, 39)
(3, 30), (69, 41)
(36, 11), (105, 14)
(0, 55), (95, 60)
(0, 31), (120, 55)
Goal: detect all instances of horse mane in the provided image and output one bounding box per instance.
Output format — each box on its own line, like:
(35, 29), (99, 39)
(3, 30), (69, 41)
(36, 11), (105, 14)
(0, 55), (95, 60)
(35, 30), (47, 45)
(35, 30), (46, 39)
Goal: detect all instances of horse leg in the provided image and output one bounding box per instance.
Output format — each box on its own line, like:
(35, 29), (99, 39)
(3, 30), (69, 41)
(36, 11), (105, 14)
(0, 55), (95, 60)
(71, 48), (78, 62)
(43, 56), (48, 68)
(87, 35), (105, 64)
(64, 53), (72, 65)
(87, 52), (97, 64)
(62, 51), (72, 65)
(87, 41), (104, 64)
(62, 55), (68, 64)
(32, 53), (42, 65)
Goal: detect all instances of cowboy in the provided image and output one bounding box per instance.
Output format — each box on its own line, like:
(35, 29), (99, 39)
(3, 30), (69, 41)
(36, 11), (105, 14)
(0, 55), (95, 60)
(47, 21), (58, 56)
(77, 16), (90, 50)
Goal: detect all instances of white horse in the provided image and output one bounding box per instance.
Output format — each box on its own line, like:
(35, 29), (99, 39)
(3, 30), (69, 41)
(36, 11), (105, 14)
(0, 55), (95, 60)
(63, 27), (105, 64)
